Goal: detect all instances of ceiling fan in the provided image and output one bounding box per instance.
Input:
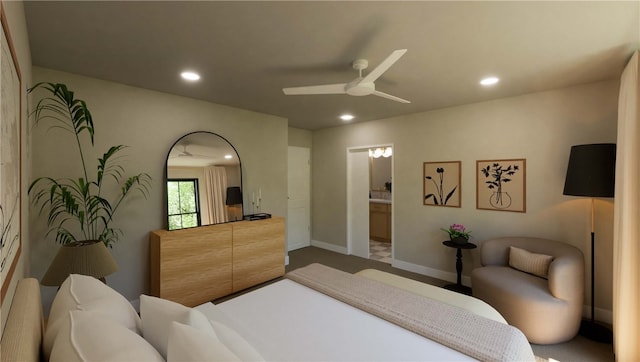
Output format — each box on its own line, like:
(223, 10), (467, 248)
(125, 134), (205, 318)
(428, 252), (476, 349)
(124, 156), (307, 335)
(282, 49), (410, 104)
(170, 144), (209, 159)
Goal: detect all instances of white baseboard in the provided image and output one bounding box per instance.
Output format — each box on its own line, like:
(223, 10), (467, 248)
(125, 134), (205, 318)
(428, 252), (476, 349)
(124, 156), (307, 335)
(311, 239), (348, 254)
(311, 241), (469, 285)
(392, 259), (471, 286)
(583, 305), (613, 325)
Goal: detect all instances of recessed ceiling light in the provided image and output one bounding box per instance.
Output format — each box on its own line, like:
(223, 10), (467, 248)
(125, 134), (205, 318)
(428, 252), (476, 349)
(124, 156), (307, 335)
(340, 114), (354, 121)
(224, 154), (233, 159)
(480, 77), (499, 86)
(181, 71), (200, 81)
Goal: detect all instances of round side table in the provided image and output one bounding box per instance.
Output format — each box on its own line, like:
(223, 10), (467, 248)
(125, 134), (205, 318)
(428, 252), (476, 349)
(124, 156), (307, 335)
(442, 240), (477, 295)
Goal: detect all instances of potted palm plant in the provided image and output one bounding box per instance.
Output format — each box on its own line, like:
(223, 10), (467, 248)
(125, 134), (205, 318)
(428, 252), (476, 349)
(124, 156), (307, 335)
(28, 83), (151, 285)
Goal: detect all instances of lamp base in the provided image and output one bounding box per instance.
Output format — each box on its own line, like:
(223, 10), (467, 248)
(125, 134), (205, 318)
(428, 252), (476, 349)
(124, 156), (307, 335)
(579, 319), (613, 344)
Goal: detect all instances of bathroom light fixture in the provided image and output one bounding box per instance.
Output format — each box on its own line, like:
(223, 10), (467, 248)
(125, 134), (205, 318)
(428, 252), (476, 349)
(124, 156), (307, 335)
(340, 114), (354, 121)
(369, 147), (392, 158)
(181, 71), (201, 81)
(480, 77), (499, 86)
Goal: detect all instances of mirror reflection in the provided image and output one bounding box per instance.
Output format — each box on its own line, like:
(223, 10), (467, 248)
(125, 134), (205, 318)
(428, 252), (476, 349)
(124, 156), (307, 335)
(166, 132), (242, 230)
(369, 147), (392, 200)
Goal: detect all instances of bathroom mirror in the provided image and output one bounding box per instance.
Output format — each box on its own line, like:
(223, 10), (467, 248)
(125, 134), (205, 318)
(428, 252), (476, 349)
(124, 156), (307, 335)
(369, 147), (392, 200)
(165, 131), (243, 230)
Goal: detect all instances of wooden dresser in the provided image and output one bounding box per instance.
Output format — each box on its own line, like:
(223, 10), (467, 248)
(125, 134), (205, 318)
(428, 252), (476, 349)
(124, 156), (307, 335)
(149, 217), (285, 307)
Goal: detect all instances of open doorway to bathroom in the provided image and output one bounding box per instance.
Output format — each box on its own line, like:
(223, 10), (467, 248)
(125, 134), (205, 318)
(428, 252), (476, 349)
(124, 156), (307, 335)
(369, 147), (392, 264)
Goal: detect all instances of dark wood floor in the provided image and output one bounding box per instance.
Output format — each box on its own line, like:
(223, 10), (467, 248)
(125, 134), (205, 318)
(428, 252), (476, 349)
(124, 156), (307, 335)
(286, 245), (448, 286)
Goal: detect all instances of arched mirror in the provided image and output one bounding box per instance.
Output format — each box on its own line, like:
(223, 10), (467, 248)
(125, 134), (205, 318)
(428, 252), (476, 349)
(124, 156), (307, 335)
(165, 132), (243, 230)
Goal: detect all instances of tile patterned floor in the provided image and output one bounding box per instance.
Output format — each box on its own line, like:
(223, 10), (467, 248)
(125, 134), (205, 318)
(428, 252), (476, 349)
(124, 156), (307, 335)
(369, 240), (392, 264)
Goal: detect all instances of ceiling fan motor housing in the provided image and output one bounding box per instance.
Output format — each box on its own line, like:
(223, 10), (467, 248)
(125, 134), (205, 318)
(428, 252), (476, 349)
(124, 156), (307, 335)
(352, 59), (369, 71)
(346, 80), (375, 96)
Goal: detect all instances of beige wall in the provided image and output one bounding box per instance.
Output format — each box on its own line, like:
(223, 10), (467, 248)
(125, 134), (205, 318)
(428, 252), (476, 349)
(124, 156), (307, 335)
(288, 126), (312, 148)
(312, 80), (619, 319)
(30, 67), (288, 313)
(1, 1), (33, 331)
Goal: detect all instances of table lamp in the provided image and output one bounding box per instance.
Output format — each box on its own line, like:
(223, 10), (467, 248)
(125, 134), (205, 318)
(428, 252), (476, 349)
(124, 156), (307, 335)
(41, 240), (119, 286)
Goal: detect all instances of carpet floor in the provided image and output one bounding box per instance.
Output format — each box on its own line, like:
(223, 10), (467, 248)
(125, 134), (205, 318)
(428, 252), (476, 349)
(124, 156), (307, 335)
(285, 246), (615, 362)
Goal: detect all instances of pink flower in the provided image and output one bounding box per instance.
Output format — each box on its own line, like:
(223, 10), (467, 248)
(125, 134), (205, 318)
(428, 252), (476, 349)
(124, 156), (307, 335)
(451, 224), (465, 232)
(441, 223), (471, 240)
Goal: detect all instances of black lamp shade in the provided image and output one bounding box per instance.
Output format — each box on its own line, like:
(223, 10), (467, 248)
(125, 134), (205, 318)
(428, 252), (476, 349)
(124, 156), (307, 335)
(563, 143), (616, 197)
(226, 186), (243, 205)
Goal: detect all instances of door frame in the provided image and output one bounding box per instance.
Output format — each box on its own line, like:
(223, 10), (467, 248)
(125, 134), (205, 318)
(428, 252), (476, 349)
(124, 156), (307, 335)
(346, 144), (394, 261)
(287, 146), (311, 251)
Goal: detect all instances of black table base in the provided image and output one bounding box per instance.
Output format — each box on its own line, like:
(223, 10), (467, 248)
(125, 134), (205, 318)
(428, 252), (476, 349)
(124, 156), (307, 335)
(442, 240), (477, 296)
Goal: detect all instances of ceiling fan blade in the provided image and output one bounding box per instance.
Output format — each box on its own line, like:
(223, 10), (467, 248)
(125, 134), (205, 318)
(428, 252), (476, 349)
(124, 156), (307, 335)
(361, 49), (407, 84)
(373, 90), (411, 104)
(283, 83), (347, 95)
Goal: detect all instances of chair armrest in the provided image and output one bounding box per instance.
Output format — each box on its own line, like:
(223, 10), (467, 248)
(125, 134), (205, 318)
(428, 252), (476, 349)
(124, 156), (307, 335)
(548, 255), (584, 302)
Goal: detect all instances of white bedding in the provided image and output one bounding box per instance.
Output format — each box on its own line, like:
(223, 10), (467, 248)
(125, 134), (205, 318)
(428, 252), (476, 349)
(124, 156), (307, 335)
(196, 279), (476, 361)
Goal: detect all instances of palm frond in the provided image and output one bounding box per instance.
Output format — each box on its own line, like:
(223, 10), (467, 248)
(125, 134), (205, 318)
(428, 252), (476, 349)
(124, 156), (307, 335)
(28, 82), (151, 247)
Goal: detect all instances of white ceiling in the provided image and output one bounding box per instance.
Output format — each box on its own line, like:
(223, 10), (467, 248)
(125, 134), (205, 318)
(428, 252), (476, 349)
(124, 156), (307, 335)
(24, 1), (639, 130)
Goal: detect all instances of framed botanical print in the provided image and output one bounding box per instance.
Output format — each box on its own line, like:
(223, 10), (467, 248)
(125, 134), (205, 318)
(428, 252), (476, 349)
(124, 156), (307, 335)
(476, 159), (526, 213)
(423, 161), (461, 208)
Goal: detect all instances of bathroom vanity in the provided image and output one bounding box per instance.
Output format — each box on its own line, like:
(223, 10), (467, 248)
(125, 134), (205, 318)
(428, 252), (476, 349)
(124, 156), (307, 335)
(369, 199), (392, 243)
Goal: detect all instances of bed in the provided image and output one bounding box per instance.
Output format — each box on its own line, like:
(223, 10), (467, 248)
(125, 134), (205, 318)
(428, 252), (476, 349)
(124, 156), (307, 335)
(0, 263), (535, 362)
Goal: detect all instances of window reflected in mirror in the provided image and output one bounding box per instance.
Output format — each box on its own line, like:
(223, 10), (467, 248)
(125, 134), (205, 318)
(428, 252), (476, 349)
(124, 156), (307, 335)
(166, 132), (243, 230)
(167, 179), (201, 230)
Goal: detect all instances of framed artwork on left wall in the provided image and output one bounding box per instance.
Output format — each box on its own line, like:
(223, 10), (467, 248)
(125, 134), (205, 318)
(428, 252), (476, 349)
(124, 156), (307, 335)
(0, 5), (23, 305)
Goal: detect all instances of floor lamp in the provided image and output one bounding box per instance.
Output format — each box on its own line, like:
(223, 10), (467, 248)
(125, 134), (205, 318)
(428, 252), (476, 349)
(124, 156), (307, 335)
(563, 143), (616, 343)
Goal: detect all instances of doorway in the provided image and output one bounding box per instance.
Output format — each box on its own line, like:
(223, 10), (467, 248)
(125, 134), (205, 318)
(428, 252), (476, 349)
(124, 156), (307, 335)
(287, 146), (311, 251)
(346, 145), (393, 263)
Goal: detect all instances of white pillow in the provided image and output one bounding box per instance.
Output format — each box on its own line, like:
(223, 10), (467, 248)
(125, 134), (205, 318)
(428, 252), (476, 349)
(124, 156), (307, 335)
(44, 274), (141, 359)
(210, 320), (265, 362)
(168, 321), (240, 362)
(509, 246), (554, 278)
(49, 311), (163, 362)
(140, 294), (217, 358)
(202, 303), (265, 361)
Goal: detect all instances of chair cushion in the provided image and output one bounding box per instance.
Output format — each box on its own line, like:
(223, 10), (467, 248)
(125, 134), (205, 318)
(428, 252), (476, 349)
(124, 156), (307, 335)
(472, 266), (573, 344)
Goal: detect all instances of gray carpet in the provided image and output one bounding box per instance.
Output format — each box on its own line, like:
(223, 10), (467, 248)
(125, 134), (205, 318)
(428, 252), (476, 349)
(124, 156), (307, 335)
(285, 246), (615, 362)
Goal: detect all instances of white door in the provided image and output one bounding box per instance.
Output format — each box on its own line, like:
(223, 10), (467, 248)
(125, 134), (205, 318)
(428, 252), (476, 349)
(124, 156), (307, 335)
(347, 149), (370, 259)
(287, 146), (311, 251)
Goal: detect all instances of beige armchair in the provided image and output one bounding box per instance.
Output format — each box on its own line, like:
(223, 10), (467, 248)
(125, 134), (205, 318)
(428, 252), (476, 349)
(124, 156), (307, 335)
(471, 237), (584, 344)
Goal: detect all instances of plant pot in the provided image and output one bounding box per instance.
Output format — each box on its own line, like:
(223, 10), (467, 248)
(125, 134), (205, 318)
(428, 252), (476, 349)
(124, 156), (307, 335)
(451, 236), (469, 245)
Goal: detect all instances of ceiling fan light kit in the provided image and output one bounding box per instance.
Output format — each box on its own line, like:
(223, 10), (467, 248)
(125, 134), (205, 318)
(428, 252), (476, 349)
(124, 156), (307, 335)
(283, 49), (410, 104)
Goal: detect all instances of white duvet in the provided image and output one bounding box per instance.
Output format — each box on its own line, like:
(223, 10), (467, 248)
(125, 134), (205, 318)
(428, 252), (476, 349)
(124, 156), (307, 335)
(196, 279), (476, 361)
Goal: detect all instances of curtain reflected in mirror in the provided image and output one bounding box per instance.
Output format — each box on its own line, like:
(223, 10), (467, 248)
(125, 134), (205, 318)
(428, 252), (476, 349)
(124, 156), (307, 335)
(166, 132), (243, 230)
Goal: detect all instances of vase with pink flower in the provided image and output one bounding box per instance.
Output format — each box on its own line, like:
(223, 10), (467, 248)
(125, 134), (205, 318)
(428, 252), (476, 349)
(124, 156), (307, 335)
(441, 224), (471, 245)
